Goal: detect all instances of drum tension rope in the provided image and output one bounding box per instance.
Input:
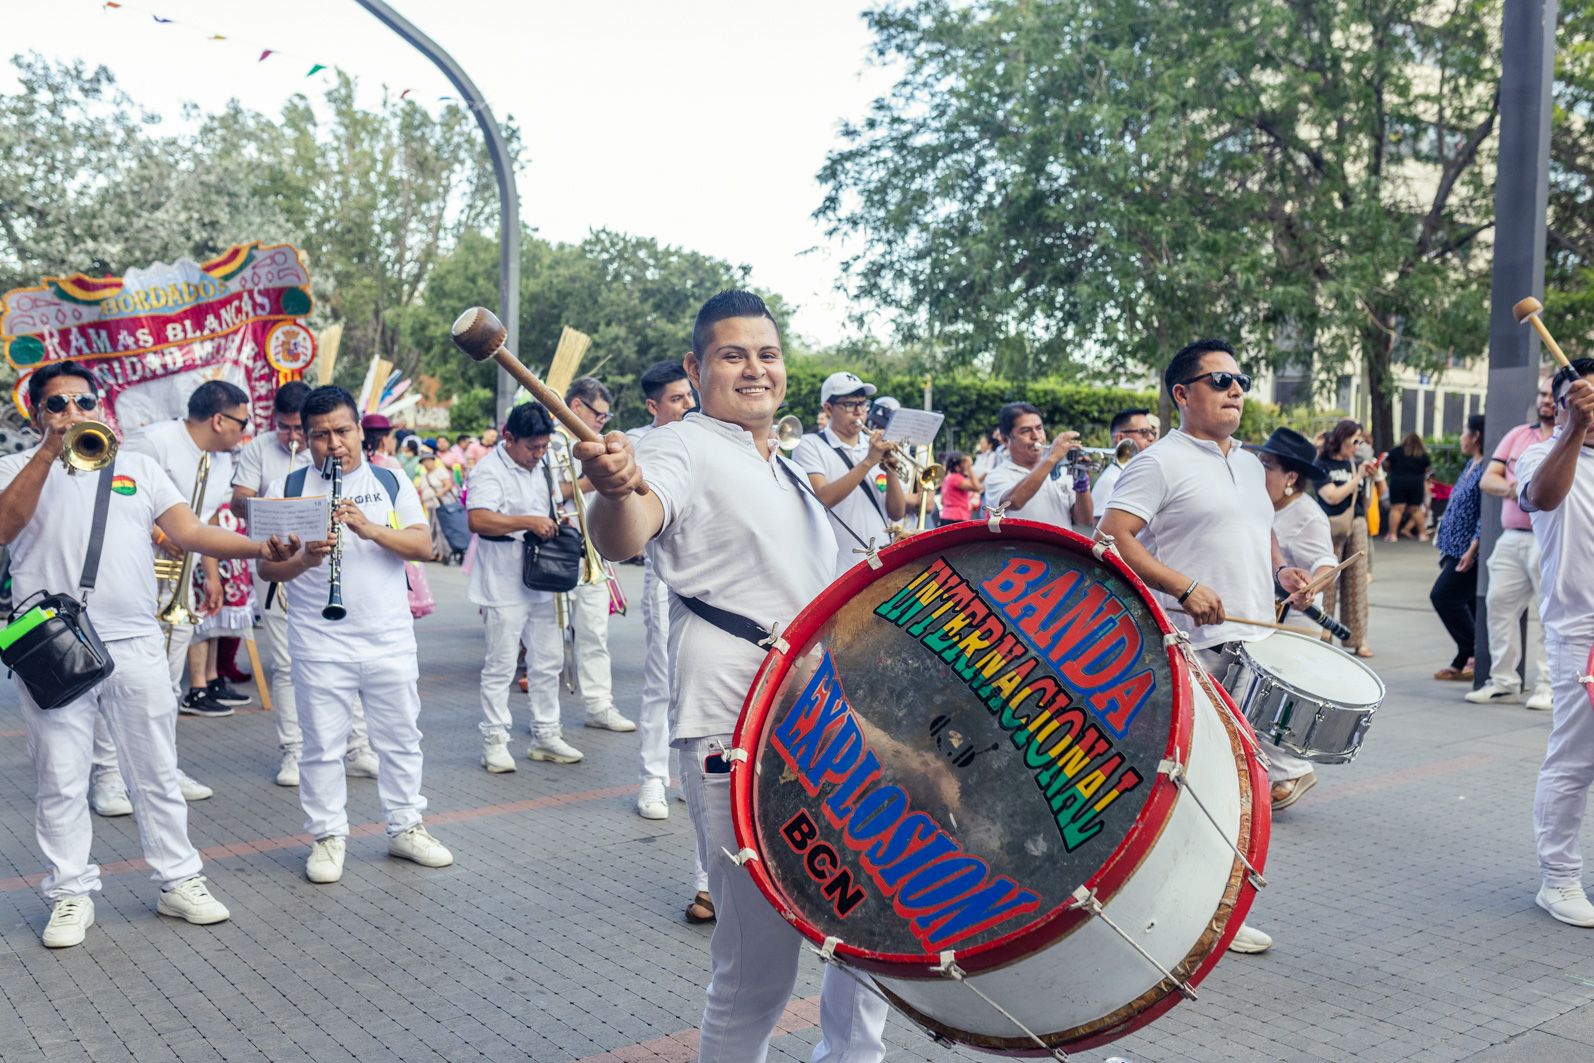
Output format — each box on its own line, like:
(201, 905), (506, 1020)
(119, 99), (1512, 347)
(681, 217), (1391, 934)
(1068, 886), (1198, 1003)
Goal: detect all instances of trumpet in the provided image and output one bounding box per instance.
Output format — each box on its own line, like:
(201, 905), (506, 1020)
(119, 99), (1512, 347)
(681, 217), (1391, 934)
(60, 420), (117, 474)
(775, 414), (804, 453)
(549, 432), (605, 585)
(156, 450), (210, 645)
(889, 443), (944, 491)
(1052, 439), (1139, 481)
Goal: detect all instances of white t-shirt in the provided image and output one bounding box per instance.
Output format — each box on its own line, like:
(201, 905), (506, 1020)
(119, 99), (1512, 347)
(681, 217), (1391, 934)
(465, 443), (555, 608)
(0, 449), (184, 642)
(123, 419), (234, 522)
(1105, 429), (1275, 649)
(984, 457), (1078, 527)
(1092, 461), (1126, 521)
(1273, 495), (1338, 574)
(637, 413), (834, 740)
(1517, 433), (1594, 641)
(264, 459), (427, 662)
(232, 433), (310, 497)
(792, 426), (892, 575)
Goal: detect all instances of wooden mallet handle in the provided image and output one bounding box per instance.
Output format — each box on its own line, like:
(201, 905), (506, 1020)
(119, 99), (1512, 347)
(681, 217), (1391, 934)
(451, 306), (647, 494)
(1513, 297), (1573, 369)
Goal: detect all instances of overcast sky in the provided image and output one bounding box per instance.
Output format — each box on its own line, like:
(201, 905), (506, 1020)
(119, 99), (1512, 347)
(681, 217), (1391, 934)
(3, 0), (899, 346)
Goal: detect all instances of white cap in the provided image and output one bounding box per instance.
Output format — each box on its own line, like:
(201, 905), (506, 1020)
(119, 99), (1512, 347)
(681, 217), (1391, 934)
(821, 371), (877, 405)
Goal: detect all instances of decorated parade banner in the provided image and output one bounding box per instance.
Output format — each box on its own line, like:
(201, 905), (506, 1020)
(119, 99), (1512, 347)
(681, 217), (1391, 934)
(2, 241), (316, 432)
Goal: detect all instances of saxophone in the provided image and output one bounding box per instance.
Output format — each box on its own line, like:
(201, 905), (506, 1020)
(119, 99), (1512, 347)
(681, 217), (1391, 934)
(156, 451), (211, 647)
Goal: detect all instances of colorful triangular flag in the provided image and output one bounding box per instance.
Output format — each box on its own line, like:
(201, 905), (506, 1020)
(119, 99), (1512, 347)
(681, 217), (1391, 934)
(258, 49), (274, 62)
(306, 64), (327, 77)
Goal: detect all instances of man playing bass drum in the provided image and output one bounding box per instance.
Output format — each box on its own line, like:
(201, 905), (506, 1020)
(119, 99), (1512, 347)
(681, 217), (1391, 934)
(256, 386), (453, 886)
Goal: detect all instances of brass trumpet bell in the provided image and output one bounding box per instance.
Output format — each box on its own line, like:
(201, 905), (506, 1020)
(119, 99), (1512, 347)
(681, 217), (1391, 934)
(60, 420), (117, 474)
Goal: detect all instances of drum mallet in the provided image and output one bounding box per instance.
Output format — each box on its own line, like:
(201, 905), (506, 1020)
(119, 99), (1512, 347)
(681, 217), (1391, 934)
(1513, 297), (1574, 370)
(451, 306), (647, 495)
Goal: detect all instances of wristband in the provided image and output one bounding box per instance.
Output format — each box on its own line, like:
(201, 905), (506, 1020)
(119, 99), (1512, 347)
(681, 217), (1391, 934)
(1072, 473), (1090, 494)
(1177, 579), (1198, 605)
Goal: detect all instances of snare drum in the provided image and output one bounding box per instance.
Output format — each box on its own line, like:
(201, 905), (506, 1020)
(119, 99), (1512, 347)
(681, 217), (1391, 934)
(1223, 630), (1384, 764)
(729, 520), (1269, 1055)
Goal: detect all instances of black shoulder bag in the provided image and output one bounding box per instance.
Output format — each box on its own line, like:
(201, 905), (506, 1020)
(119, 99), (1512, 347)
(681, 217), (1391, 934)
(0, 463), (119, 710)
(520, 461), (583, 592)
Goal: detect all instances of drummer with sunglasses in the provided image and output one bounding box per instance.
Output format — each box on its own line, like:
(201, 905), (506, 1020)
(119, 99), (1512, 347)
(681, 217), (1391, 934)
(1098, 338), (1310, 955)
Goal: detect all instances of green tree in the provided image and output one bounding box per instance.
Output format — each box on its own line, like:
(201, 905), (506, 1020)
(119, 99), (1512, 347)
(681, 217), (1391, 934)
(1550, 3), (1594, 346)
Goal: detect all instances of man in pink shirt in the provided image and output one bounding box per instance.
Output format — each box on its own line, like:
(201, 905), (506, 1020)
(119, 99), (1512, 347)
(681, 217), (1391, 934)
(1470, 377), (1556, 708)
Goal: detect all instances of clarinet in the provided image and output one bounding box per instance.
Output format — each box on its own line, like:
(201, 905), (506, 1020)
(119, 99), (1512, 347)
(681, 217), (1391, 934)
(321, 455), (348, 621)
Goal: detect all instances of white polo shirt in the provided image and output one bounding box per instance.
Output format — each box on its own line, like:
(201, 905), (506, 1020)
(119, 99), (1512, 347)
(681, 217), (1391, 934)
(0, 449), (184, 642)
(792, 425), (892, 575)
(637, 413), (834, 740)
(1517, 433), (1594, 641)
(1105, 429), (1274, 649)
(1092, 461), (1125, 521)
(232, 433), (310, 497)
(984, 457), (1078, 527)
(1273, 494), (1338, 574)
(264, 458), (427, 662)
(124, 418), (233, 522)
(465, 443), (555, 609)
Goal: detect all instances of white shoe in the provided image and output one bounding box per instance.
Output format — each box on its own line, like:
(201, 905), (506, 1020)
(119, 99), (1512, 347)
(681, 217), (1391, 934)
(637, 779), (669, 820)
(1464, 684), (1522, 705)
(157, 876), (230, 924)
(306, 836), (346, 884)
(41, 896), (94, 948)
(1537, 883), (1594, 927)
(345, 748), (379, 778)
(178, 770), (213, 802)
(90, 776), (133, 817)
(275, 752), (300, 787)
(481, 739), (517, 774)
(585, 705), (637, 732)
(388, 825), (453, 868)
(1227, 922), (1273, 954)
(1527, 687), (1554, 711)
(528, 735), (584, 764)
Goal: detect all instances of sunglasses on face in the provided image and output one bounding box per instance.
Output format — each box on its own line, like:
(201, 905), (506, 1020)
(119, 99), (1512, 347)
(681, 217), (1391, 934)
(43, 394), (99, 414)
(217, 412), (250, 430)
(1179, 371), (1253, 394)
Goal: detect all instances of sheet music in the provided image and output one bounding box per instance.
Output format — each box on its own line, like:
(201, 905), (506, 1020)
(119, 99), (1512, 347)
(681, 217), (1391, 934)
(883, 408), (945, 447)
(245, 496), (330, 543)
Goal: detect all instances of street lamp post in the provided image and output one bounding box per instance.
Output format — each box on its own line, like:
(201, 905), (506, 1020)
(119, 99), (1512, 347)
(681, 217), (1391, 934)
(354, 0), (519, 426)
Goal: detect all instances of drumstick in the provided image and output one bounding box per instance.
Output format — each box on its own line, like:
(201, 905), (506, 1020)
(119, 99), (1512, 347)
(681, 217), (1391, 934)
(1171, 610), (1316, 636)
(1513, 297), (1574, 369)
(1299, 551), (1363, 599)
(451, 306), (647, 496)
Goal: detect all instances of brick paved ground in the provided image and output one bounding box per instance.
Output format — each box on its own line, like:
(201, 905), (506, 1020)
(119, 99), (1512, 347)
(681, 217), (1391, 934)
(1, 540), (1591, 1062)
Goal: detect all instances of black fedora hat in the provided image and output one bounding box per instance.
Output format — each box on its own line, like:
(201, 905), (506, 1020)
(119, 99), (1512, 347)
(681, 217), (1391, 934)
(1249, 427), (1327, 484)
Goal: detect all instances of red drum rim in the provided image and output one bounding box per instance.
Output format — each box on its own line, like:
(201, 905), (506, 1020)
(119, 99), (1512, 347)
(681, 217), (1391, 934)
(730, 519), (1197, 977)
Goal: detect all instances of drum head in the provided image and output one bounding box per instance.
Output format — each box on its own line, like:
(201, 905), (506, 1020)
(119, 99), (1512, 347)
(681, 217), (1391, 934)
(732, 520), (1189, 974)
(1242, 629), (1384, 706)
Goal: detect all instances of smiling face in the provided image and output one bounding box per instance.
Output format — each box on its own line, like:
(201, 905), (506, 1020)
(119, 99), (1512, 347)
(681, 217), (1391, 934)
(1172, 350), (1245, 439)
(685, 315), (786, 436)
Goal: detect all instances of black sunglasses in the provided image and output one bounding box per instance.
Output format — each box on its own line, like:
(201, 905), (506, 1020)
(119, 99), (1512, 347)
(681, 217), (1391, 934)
(43, 394), (99, 414)
(1179, 371), (1252, 394)
(217, 412), (250, 429)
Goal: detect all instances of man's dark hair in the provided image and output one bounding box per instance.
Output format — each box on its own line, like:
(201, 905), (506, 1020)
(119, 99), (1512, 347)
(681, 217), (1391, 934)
(639, 360), (690, 402)
(300, 385), (360, 426)
(273, 380), (312, 416)
(187, 380), (250, 421)
(1467, 413), (1486, 438)
(504, 402), (554, 440)
(1110, 408), (1151, 435)
(26, 361), (99, 414)
(565, 376), (612, 408)
(1164, 338), (1237, 398)
(691, 290), (780, 360)
(1553, 358), (1594, 403)
(998, 401), (1041, 439)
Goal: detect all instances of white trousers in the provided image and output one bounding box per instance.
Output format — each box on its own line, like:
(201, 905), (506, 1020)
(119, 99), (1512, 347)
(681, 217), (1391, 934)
(92, 619), (191, 783)
(293, 655), (427, 839)
(258, 593), (371, 755)
(16, 633), (202, 898)
(479, 599), (563, 740)
(680, 735), (888, 1063)
(638, 561), (671, 783)
(570, 579), (614, 714)
(1483, 530), (1550, 694)
(1533, 633), (1594, 887)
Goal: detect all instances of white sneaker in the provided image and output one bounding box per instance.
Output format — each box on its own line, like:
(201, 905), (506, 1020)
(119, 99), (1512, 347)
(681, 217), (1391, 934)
(1227, 922), (1273, 954)
(1527, 687), (1554, 711)
(1537, 883), (1594, 927)
(275, 752), (300, 787)
(388, 825), (453, 868)
(345, 748), (379, 778)
(306, 836), (346, 884)
(585, 705), (637, 732)
(638, 779), (669, 820)
(481, 739), (518, 773)
(41, 896), (94, 948)
(90, 776), (132, 817)
(1464, 684), (1522, 705)
(157, 876), (230, 924)
(528, 735), (585, 764)
(177, 770), (213, 802)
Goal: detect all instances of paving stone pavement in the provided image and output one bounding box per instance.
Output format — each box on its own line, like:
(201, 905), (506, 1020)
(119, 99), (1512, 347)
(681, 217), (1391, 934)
(1, 540), (1592, 1062)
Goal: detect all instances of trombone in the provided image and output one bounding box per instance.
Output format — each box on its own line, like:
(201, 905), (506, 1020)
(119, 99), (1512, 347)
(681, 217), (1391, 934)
(156, 451), (211, 647)
(548, 432), (605, 586)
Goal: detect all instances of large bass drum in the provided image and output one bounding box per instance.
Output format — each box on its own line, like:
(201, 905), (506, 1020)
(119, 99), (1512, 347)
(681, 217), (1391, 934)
(728, 520), (1270, 1055)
